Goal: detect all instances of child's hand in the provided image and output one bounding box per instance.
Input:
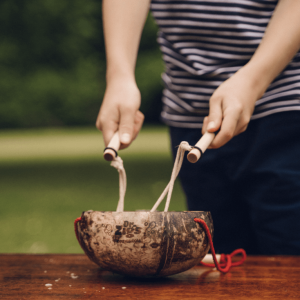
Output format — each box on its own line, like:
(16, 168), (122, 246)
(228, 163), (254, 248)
(96, 77), (144, 149)
(202, 0), (300, 149)
(202, 67), (264, 148)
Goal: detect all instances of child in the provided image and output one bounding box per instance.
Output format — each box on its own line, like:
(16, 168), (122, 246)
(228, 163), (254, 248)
(97, 0), (300, 254)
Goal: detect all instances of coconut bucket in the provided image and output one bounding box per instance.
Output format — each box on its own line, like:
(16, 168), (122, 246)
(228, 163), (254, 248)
(75, 132), (217, 277)
(75, 210), (213, 277)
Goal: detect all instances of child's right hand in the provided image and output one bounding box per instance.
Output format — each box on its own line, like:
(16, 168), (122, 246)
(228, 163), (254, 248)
(202, 66), (261, 149)
(96, 76), (144, 150)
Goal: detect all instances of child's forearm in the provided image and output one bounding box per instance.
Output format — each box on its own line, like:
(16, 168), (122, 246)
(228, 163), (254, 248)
(97, 0), (149, 147)
(204, 0), (300, 148)
(243, 0), (300, 96)
(102, 0), (151, 82)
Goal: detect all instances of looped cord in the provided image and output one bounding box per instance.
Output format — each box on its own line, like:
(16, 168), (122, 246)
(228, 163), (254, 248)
(106, 141), (247, 273)
(74, 217), (82, 243)
(110, 141), (192, 213)
(110, 156), (127, 212)
(151, 141), (192, 212)
(194, 218), (247, 273)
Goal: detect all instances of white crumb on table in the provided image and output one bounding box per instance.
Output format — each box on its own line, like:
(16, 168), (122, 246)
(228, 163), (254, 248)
(70, 273), (78, 279)
(45, 284), (52, 287)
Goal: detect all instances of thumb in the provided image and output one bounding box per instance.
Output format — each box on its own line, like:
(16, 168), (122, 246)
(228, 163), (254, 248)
(119, 108), (136, 146)
(204, 97), (223, 133)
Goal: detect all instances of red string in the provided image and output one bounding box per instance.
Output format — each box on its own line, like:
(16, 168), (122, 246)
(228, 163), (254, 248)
(74, 217), (82, 243)
(194, 218), (247, 273)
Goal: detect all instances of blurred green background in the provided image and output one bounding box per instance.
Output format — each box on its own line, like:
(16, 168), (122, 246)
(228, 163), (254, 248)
(0, 0), (164, 128)
(0, 1), (187, 253)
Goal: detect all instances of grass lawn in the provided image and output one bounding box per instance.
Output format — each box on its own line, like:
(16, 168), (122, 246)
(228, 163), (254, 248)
(0, 126), (187, 253)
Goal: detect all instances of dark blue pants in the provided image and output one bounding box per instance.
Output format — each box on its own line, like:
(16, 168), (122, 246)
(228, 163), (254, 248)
(170, 111), (300, 255)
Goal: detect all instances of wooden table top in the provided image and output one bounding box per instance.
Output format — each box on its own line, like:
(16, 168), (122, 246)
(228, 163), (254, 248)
(0, 254), (299, 299)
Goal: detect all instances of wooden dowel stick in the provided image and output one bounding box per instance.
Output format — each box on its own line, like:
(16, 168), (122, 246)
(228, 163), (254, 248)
(187, 132), (215, 163)
(103, 132), (120, 161)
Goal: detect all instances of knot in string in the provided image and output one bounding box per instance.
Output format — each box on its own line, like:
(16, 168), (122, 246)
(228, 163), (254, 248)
(178, 141), (193, 152)
(194, 218), (247, 273)
(110, 156), (124, 172)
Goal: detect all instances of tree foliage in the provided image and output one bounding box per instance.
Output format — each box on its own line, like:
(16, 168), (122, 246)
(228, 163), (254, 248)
(0, 0), (163, 128)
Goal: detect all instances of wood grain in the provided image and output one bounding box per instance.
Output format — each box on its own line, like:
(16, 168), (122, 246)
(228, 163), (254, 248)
(0, 254), (299, 299)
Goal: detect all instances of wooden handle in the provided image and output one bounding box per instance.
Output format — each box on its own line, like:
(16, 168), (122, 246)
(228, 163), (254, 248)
(187, 132), (215, 163)
(103, 132), (120, 161)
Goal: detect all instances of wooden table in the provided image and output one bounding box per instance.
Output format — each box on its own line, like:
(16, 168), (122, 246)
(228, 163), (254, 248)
(0, 254), (299, 299)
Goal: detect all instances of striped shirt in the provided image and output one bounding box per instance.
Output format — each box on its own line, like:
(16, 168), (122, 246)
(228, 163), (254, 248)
(150, 0), (300, 128)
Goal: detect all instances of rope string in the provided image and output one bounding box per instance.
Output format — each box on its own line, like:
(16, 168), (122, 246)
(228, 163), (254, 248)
(151, 142), (192, 212)
(75, 141), (247, 273)
(74, 217), (82, 243)
(194, 218), (246, 273)
(110, 156), (126, 212)
(109, 141), (192, 213)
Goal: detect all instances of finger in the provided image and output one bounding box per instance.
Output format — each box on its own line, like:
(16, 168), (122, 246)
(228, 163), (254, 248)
(210, 109), (239, 148)
(101, 121), (119, 147)
(233, 114), (250, 136)
(95, 107), (120, 147)
(119, 110), (144, 150)
(119, 106), (137, 147)
(202, 117), (209, 135)
(132, 110), (144, 140)
(206, 96), (223, 133)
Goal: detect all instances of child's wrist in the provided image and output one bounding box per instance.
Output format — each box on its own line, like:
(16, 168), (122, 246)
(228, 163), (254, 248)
(237, 62), (272, 99)
(106, 68), (136, 85)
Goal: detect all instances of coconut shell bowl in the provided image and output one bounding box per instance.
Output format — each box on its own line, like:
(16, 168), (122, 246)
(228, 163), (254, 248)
(75, 210), (213, 277)
(74, 132), (245, 276)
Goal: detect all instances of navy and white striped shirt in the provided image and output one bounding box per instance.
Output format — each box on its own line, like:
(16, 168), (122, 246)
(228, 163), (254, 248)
(150, 0), (300, 128)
